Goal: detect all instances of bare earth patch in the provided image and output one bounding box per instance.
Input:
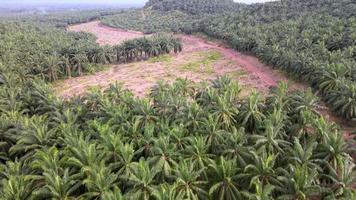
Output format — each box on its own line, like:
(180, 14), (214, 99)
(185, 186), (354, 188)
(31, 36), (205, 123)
(68, 21), (145, 45)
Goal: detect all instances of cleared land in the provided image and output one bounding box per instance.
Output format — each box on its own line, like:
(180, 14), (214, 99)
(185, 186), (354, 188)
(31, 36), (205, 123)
(58, 21), (355, 135)
(67, 21), (145, 45)
(59, 21), (304, 98)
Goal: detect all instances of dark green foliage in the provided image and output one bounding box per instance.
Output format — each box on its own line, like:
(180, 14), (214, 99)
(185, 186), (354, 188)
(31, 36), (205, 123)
(1, 9), (125, 28)
(0, 76), (354, 199)
(145, 0), (240, 15)
(102, 9), (198, 34)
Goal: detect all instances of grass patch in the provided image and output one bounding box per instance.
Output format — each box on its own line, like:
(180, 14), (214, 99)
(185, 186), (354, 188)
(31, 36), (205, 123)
(226, 60), (235, 67)
(181, 50), (222, 74)
(226, 69), (248, 78)
(129, 63), (142, 70)
(182, 61), (215, 74)
(83, 63), (109, 75)
(182, 62), (203, 72)
(148, 54), (172, 63)
(190, 50), (222, 61)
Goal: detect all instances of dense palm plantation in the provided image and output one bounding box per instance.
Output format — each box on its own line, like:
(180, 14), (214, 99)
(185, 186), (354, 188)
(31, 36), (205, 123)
(0, 74), (354, 199)
(102, 9), (197, 34)
(145, 0), (241, 15)
(0, 0), (355, 199)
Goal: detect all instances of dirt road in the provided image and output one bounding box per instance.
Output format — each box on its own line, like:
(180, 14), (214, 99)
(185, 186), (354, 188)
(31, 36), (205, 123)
(68, 21), (145, 45)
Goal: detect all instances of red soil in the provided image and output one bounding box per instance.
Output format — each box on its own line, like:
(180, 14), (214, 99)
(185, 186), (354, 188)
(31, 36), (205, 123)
(66, 21), (304, 93)
(68, 21), (145, 45)
(58, 21), (306, 98)
(56, 21), (354, 135)
(179, 35), (289, 87)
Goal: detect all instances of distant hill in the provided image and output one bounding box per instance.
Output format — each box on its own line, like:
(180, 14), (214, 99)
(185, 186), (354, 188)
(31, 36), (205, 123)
(145, 0), (243, 14)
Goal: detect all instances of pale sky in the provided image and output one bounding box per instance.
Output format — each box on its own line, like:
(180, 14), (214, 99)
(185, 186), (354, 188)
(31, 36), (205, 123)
(235, 0), (273, 3)
(2, 0), (273, 5)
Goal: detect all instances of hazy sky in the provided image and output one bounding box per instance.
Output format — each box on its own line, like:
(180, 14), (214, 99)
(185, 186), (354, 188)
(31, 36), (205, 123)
(235, 0), (272, 3)
(3, 0), (273, 5)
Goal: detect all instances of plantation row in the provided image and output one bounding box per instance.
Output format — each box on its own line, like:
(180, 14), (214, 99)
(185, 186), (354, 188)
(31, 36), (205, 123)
(102, 0), (356, 120)
(113, 34), (182, 63)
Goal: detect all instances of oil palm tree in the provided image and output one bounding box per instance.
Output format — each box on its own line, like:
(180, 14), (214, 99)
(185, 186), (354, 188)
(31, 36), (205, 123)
(210, 95), (238, 131)
(148, 136), (178, 181)
(124, 159), (158, 200)
(314, 131), (350, 171)
(101, 187), (124, 200)
(93, 45), (114, 64)
(239, 150), (282, 187)
(241, 180), (275, 200)
(325, 84), (356, 119)
(173, 160), (208, 200)
(71, 53), (88, 76)
(33, 169), (79, 200)
(152, 183), (183, 200)
(80, 163), (118, 200)
(0, 174), (35, 200)
(252, 116), (290, 154)
(208, 157), (242, 199)
(9, 117), (56, 162)
(221, 127), (250, 167)
(237, 90), (265, 133)
(276, 165), (321, 200)
(287, 137), (320, 172)
(61, 56), (72, 79)
(200, 114), (226, 152)
(43, 54), (61, 82)
(183, 136), (213, 176)
(321, 158), (355, 199)
(167, 125), (190, 151)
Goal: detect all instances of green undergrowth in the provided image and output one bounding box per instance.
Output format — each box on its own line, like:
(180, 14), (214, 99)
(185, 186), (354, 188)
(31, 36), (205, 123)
(181, 50), (222, 74)
(84, 64), (110, 75)
(148, 54), (173, 63)
(226, 69), (248, 78)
